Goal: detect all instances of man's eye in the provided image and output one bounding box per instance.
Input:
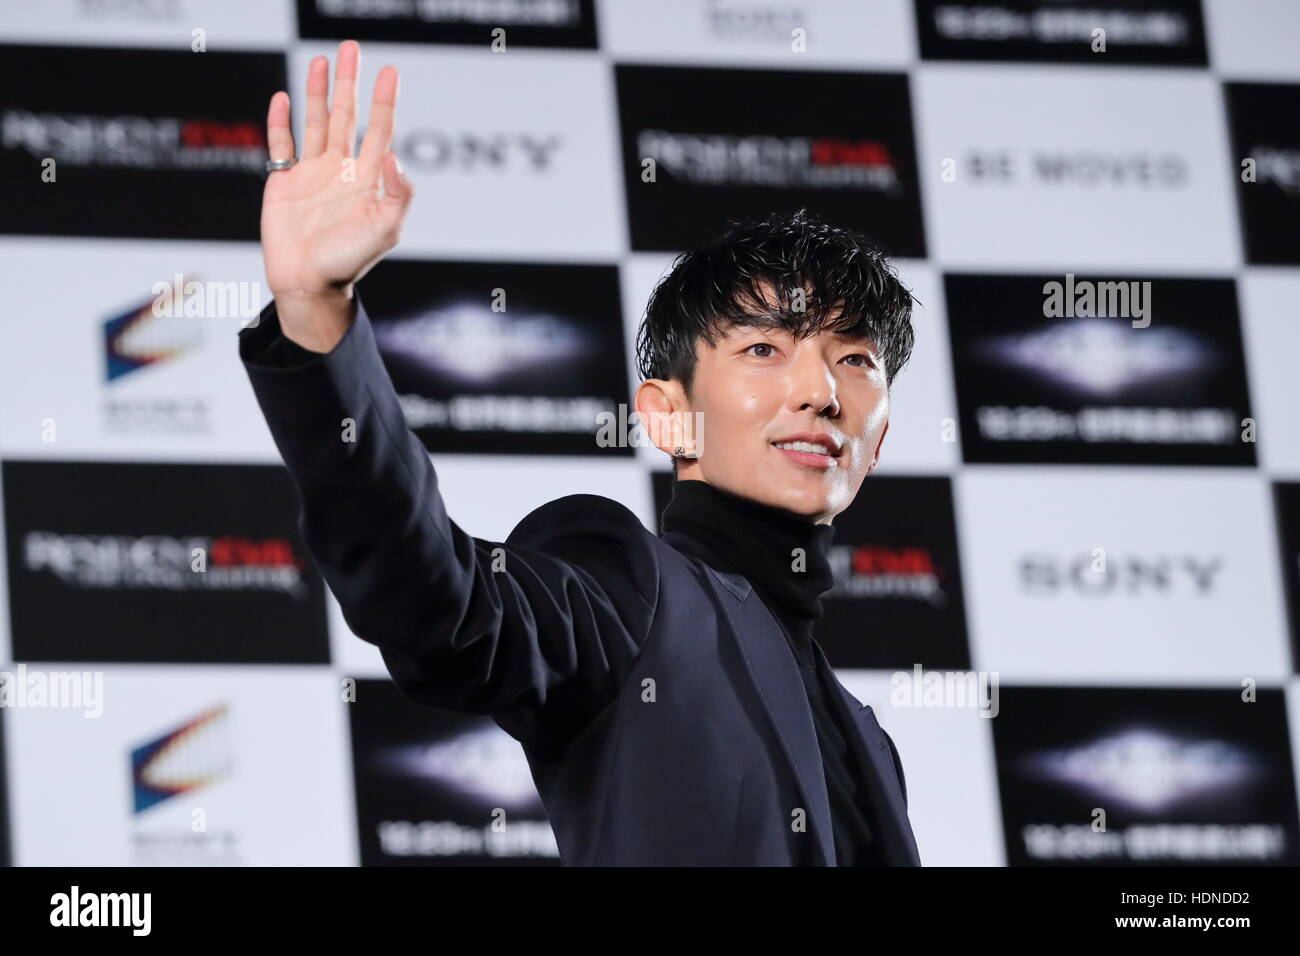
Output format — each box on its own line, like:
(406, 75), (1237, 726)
(843, 353), (875, 368)
(745, 343), (777, 358)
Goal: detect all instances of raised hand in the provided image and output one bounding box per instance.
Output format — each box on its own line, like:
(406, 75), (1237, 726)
(260, 40), (414, 352)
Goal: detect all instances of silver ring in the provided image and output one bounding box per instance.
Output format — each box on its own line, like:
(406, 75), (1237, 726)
(266, 156), (298, 173)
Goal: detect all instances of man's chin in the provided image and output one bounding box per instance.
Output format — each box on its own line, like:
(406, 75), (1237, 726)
(749, 480), (835, 522)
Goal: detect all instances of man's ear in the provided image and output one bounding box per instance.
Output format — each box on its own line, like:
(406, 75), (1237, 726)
(635, 378), (689, 458)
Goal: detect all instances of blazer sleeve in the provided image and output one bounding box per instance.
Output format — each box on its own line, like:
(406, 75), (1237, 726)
(238, 294), (662, 746)
(882, 728), (909, 809)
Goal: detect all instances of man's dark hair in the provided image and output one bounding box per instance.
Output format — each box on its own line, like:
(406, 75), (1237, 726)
(635, 207), (917, 397)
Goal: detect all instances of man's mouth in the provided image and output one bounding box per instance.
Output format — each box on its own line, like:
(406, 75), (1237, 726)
(771, 434), (842, 468)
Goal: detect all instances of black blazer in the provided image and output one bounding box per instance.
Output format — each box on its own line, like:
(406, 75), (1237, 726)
(239, 294), (922, 866)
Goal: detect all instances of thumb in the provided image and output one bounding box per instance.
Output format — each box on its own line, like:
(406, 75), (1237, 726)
(380, 150), (414, 209)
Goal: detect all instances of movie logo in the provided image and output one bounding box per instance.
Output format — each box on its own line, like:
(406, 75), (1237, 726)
(945, 273), (1254, 465)
(358, 259), (632, 456)
(993, 686), (1300, 866)
(0, 45), (285, 240)
(2, 461), (328, 664)
(349, 679), (557, 866)
(819, 476), (971, 670)
(915, 0), (1208, 65)
(616, 65), (924, 255)
(295, 0), (598, 48)
(1227, 83), (1300, 265)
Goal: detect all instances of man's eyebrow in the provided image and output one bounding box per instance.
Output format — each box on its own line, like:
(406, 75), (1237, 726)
(718, 318), (785, 336)
(832, 329), (879, 348)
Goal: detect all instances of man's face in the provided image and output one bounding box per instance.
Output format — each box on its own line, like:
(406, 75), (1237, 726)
(648, 285), (890, 524)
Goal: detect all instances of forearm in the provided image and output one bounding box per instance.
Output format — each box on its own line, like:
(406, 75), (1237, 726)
(240, 293), (469, 653)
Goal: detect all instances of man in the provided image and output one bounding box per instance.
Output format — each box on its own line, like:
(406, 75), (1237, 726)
(245, 40), (920, 865)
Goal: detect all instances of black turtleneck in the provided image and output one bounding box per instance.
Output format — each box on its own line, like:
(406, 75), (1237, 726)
(660, 478), (884, 866)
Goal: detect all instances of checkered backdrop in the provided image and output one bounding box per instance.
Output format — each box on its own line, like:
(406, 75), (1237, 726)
(0, 0), (1297, 866)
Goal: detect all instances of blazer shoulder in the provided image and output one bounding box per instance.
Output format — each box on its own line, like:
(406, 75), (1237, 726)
(506, 493), (661, 606)
(507, 493), (653, 547)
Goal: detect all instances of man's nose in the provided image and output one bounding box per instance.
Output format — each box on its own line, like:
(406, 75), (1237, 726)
(789, 348), (840, 417)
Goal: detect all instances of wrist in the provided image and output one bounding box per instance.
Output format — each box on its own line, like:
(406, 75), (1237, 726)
(274, 286), (357, 354)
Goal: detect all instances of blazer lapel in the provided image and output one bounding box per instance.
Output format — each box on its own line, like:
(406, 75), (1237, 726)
(814, 642), (922, 867)
(672, 548), (836, 867)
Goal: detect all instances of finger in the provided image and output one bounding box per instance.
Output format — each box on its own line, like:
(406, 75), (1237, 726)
(358, 66), (398, 184)
(326, 39), (360, 156)
(301, 56), (330, 158)
(266, 91), (295, 162)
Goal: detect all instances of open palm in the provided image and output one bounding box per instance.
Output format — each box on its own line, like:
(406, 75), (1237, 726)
(260, 41), (413, 331)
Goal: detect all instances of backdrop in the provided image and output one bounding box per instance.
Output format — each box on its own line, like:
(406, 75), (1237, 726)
(0, 0), (1297, 866)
